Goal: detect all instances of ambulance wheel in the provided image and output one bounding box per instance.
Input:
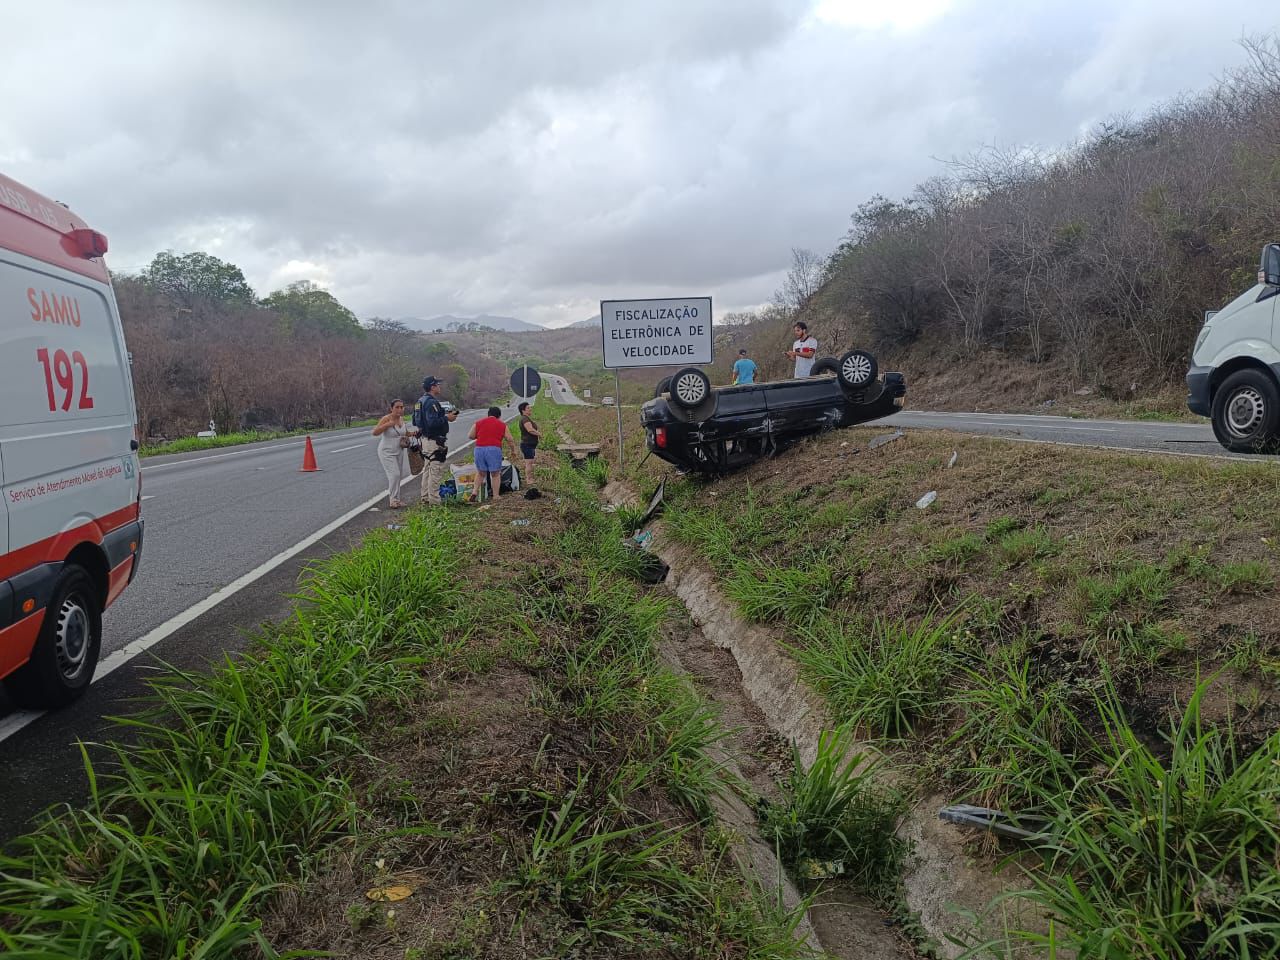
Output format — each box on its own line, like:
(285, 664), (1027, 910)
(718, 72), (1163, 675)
(1211, 369), (1280, 453)
(669, 368), (712, 409)
(3, 565), (101, 709)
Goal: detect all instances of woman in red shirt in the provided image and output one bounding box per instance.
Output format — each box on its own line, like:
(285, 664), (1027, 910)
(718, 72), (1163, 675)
(468, 407), (516, 500)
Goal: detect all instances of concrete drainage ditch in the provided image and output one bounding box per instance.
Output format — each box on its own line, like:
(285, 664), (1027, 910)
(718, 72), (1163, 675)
(602, 480), (1034, 958)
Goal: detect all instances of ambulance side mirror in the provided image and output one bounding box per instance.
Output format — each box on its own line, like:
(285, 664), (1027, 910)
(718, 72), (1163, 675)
(1262, 243), (1280, 287)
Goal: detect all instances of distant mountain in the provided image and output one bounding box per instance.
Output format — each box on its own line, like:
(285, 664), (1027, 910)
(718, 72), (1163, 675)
(402, 314), (544, 334)
(570, 315), (602, 328)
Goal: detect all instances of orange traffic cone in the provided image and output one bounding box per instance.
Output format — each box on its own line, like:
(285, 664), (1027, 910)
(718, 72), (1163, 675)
(300, 435), (320, 472)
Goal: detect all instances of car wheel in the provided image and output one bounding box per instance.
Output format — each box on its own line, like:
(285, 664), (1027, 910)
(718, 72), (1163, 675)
(1211, 369), (1280, 452)
(669, 367), (712, 409)
(2, 565), (102, 709)
(838, 350), (877, 389)
(811, 358), (840, 377)
(653, 376), (672, 399)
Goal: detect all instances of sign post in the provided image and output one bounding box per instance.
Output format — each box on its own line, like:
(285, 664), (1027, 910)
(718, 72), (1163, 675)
(509, 365), (542, 400)
(599, 297), (713, 469)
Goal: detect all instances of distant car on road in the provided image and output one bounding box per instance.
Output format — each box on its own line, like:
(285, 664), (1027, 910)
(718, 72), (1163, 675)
(1187, 242), (1280, 451)
(602, 396), (616, 406)
(440, 400), (456, 415)
(640, 349), (905, 475)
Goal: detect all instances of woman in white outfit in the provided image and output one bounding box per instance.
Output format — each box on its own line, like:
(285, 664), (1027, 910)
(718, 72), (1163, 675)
(372, 399), (415, 508)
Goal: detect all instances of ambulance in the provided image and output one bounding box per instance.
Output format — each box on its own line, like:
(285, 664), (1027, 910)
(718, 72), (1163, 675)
(1187, 243), (1280, 451)
(0, 173), (142, 708)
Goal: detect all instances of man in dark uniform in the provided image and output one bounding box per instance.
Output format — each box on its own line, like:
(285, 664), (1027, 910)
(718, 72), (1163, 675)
(412, 376), (457, 504)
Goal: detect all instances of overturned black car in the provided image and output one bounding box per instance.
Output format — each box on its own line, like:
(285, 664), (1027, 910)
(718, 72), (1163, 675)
(640, 350), (905, 475)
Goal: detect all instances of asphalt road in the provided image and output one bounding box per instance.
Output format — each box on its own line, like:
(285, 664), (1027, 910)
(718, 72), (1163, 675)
(885, 409), (1275, 462)
(544, 372), (587, 405)
(0, 401), (517, 841)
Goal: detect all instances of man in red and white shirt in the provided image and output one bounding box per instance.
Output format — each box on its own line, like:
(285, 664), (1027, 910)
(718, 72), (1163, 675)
(786, 321), (818, 377)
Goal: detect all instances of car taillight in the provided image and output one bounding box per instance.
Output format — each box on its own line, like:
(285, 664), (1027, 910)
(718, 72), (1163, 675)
(654, 427), (667, 449)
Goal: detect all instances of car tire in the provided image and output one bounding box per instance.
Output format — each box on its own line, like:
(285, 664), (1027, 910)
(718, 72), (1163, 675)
(838, 350), (878, 389)
(653, 376), (672, 399)
(669, 367), (712, 409)
(2, 565), (102, 709)
(1211, 368), (1280, 452)
(811, 358), (840, 377)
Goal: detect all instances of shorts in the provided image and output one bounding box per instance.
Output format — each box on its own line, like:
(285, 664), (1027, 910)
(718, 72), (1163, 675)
(475, 445), (503, 473)
(520, 442), (537, 460)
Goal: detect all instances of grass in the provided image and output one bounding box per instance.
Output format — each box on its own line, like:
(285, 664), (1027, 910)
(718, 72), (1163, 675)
(0, 510), (467, 957)
(554, 408), (1280, 954)
(793, 609), (969, 739)
(139, 420), (382, 457)
(725, 559), (842, 628)
(140, 427), (304, 456)
(974, 679), (1280, 958)
(945, 642), (1083, 809)
(0, 444), (817, 957)
(759, 728), (906, 901)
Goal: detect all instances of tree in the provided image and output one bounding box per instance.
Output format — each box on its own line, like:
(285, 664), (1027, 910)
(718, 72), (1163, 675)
(773, 248), (825, 315)
(263, 280), (362, 339)
(140, 251), (255, 307)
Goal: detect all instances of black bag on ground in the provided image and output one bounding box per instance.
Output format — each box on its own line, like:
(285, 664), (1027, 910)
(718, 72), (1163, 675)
(499, 463), (521, 493)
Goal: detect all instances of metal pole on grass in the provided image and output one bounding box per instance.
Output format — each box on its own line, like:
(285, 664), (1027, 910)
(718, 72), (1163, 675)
(614, 369), (625, 469)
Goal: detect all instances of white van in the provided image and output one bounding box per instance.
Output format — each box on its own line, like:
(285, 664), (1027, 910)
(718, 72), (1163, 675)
(0, 173), (143, 707)
(1187, 242), (1280, 452)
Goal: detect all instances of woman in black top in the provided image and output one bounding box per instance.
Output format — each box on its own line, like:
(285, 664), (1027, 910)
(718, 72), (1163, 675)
(518, 401), (541, 484)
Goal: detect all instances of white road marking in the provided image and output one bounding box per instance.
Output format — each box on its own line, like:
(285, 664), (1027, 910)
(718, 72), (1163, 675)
(987, 433), (1273, 463)
(325, 443), (368, 454)
(0, 434), (485, 744)
(141, 495), (156, 501)
(141, 431), (369, 472)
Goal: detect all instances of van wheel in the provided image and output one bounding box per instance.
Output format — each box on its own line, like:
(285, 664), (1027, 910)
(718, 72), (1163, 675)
(1211, 369), (1280, 453)
(653, 376), (672, 399)
(811, 358), (840, 377)
(839, 350), (878, 389)
(2, 565), (102, 709)
(669, 368), (712, 409)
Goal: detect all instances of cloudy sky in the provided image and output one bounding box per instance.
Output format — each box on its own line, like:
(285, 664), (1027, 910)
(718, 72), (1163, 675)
(1, 1), (1272, 327)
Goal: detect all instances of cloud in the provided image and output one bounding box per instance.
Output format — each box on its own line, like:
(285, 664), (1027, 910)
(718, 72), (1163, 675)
(0, 1), (1270, 327)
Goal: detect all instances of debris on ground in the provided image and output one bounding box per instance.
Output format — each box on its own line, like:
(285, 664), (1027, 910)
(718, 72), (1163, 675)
(365, 884), (415, 902)
(868, 429), (905, 449)
(798, 859), (846, 880)
(916, 490), (938, 509)
(947, 450), (958, 468)
(385, 523), (404, 530)
(510, 519), (532, 526)
(938, 804), (1049, 842)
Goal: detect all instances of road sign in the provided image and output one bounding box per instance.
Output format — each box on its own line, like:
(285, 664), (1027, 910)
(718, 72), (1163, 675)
(510, 365), (542, 398)
(600, 297), (712, 369)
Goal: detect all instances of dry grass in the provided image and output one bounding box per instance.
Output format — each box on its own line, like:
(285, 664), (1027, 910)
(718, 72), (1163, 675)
(562, 405), (1280, 754)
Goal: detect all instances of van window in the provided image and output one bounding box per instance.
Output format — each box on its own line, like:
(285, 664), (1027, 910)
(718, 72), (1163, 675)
(0, 258), (128, 427)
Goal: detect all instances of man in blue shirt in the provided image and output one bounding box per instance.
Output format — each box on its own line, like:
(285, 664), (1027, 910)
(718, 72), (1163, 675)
(731, 348), (758, 385)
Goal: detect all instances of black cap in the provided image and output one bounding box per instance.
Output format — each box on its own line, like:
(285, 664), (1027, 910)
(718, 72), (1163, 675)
(422, 376), (442, 390)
